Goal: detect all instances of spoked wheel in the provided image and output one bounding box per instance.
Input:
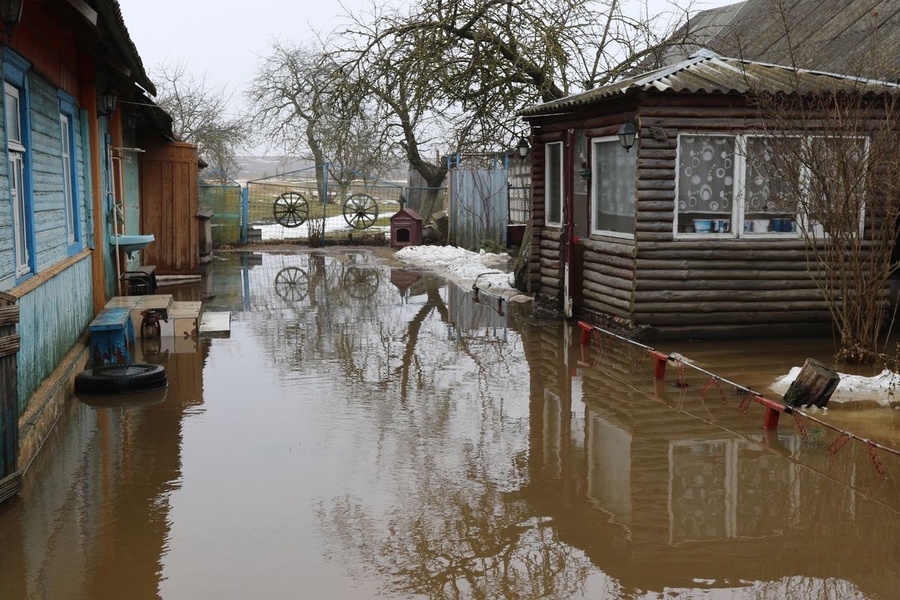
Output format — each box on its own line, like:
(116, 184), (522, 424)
(273, 192), (309, 228)
(342, 193), (379, 230)
(274, 267), (310, 302)
(342, 266), (380, 299)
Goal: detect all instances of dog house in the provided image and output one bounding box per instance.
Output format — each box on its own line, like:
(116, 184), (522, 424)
(390, 208), (423, 249)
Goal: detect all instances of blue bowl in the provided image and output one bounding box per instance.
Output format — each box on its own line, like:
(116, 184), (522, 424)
(692, 219), (713, 233)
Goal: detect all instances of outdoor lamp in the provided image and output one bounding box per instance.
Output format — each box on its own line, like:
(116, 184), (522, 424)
(516, 136), (529, 161)
(0, 0), (23, 36)
(98, 91), (117, 117)
(617, 118), (639, 152)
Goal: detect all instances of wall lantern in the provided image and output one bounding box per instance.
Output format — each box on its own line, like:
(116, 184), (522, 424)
(617, 118), (639, 152)
(98, 91), (117, 117)
(0, 0), (23, 36)
(516, 136), (529, 161)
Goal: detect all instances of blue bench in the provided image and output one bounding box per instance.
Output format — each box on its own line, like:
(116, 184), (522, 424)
(89, 307), (135, 367)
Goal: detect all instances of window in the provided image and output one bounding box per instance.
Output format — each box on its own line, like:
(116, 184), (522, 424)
(60, 112), (77, 244)
(5, 81), (30, 276)
(676, 134), (799, 237)
(591, 137), (637, 236)
(4, 50), (32, 279)
(545, 142), (563, 227)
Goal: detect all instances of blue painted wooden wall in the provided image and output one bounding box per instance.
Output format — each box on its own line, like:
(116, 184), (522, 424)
(0, 53), (96, 411)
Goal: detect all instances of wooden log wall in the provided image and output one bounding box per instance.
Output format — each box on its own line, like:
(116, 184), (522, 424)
(528, 142), (557, 298)
(527, 92), (888, 338)
(630, 94), (887, 338)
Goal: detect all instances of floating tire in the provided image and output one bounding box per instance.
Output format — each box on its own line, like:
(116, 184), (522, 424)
(75, 363), (168, 394)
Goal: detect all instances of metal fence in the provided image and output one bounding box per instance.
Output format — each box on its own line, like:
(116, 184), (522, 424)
(197, 163), (528, 248)
(245, 168), (411, 243)
(199, 183), (243, 246)
(449, 166), (509, 250)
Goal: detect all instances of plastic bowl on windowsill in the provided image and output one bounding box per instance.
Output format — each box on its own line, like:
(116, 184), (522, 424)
(692, 219), (713, 233)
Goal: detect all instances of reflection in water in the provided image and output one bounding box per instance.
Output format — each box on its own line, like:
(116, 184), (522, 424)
(2, 251), (900, 599)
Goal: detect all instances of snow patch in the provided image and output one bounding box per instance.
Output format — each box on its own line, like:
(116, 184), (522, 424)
(396, 245), (522, 298)
(771, 367), (900, 407)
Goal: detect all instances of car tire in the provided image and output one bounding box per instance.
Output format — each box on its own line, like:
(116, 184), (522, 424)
(75, 363), (168, 394)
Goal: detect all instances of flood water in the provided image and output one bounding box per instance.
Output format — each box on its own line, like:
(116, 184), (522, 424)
(2, 249), (900, 599)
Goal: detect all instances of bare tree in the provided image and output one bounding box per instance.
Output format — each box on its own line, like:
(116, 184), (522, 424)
(248, 41), (400, 203)
(335, 0), (697, 187)
(752, 87), (900, 364)
(152, 62), (249, 183)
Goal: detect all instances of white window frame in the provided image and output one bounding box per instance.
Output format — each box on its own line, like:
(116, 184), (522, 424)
(674, 133), (867, 239)
(6, 81), (29, 276)
(60, 112), (76, 243)
(545, 141), (564, 227)
(590, 136), (637, 239)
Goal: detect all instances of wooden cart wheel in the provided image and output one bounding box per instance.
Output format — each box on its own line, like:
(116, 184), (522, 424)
(273, 191), (309, 228)
(342, 266), (379, 298)
(274, 267), (310, 302)
(342, 193), (379, 230)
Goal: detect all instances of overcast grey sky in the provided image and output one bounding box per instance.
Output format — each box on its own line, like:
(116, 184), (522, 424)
(119, 0), (738, 100)
(117, 0), (738, 153)
(118, 0), (369, 104)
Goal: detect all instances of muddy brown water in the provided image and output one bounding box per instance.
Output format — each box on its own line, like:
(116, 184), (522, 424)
(2, 249), (900, 599)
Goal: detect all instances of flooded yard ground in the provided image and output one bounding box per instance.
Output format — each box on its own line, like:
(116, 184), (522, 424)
(2, 249), (900, 599)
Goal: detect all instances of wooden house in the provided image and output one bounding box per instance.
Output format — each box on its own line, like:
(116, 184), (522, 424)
(519, 51), (900, 340)
(0, 0), (198, 503)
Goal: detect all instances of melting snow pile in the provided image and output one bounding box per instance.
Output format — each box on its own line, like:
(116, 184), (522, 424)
(396, 245), (524, 298)
(772, 367), (900, 407)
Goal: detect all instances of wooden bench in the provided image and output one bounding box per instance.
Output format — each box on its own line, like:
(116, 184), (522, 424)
(88, 307), (135, 367)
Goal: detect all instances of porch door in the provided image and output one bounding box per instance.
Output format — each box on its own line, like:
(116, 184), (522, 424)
(563, 129), (590, 318)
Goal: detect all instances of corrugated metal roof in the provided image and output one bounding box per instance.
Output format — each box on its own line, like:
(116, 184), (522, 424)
(520, 51), (900, 117)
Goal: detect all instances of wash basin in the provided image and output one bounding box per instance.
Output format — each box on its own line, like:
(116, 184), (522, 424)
(110, 234), (155, 254)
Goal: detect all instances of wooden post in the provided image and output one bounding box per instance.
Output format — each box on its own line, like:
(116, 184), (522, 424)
(577, 321), (592, 346)
(783, 358), (840, 409)
(649, 350), (668, 379)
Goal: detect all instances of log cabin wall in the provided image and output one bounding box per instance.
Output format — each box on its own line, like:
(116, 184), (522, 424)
(530, 108), (639, 320)
(528, 90), (890, 339)
(630, 92), (865, 340)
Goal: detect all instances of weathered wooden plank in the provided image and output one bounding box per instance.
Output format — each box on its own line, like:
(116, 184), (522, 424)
(636, 288), (827, 302)
(637, 240), (817, 253)
(635, 269), (824, 281)
(540, 267), (561, 279)
(636, 259), (825, 271)
(638, 169), (675, 180)
(582, 239), (635, 258)
(635, 221), (675, 232)
(636, 179), (676, 191)
(636, 211), (674, 223)
(583, 292), (632, 317)
(539, 276), (562, 289)
(0, 306), (19, 327)
(633, 300), (835, 314)
(636, 201), (674, 212)
(636, 189), (676, 201)
(637, 148), (677, 160)
(635, 278), (822, 291)
(0, 335), (21, 358)
(539, 257), (561, 270)
(584, 261), (635, 281)
(583, 270), (634, 293)
(583, 252), (634, 271)
(634, 311), (833, 326)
